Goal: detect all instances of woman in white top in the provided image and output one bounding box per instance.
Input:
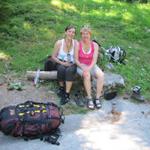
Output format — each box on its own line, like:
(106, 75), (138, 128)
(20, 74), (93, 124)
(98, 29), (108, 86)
(52, 25), (77, 105)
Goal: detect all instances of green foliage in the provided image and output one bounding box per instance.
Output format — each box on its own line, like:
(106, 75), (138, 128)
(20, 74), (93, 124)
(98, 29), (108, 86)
(0, 0), (150, 99)
(115, 0), (149, 3)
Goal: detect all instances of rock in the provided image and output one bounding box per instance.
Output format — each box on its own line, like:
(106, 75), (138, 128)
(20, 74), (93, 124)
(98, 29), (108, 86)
(93, 72), (125, 91)
(26, 71), (125, 94)
(104, 72), (125, 89)
(105, 63), (114, 70)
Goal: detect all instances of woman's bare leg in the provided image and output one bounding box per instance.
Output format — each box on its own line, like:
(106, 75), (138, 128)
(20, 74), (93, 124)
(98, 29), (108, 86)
(83, 72), (92, 99)
(59, 81), (64, 87)
(65, 81), (73, 93)
(95, 69), (104, 99)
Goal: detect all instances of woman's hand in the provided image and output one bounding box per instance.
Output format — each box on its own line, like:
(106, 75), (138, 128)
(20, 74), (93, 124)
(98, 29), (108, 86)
(62, 62), (72, 67)
(83, 66), (91, 72)
(83, 70), (88, 77)
(82, 66), (91, 77)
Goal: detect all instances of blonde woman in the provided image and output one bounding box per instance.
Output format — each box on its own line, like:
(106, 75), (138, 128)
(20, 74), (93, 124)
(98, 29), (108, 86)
(75, 26), (104, 109)
(52, 25), (77, 105)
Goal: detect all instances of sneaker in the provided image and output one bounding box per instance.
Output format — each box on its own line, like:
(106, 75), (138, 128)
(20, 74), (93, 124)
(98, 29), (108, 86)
(60, 92), (70, 105)
(94, 97), (102, 109)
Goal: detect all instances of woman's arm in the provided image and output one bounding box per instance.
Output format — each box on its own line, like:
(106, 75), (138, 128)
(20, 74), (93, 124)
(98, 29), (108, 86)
(74, 41), (85, 69)
(52, 40), (70, 66)
(87, 42), (99, 70)
(52, 40), (63, 64)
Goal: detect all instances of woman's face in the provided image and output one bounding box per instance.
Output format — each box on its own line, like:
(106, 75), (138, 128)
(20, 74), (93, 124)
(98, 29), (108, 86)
(81, 31), (91, 42)
(65, 28), (76, 40)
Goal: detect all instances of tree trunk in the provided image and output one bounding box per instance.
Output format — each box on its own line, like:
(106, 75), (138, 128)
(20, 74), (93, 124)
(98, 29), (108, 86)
(26, 71), (57, 80)
(26, 71), (125, 92)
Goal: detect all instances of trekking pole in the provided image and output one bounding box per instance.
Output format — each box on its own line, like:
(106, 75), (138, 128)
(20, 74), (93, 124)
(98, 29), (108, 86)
(34, 69), (40, 86)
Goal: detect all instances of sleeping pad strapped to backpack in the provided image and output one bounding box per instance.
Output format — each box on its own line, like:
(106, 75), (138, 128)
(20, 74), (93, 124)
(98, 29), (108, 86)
(0, 101), (64, 145)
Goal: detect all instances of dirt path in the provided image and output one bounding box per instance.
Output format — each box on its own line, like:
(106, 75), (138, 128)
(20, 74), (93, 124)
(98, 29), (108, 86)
(1, 96), (150, 150)
(0, 80), (150, 150)
(0, 81), (57, 109)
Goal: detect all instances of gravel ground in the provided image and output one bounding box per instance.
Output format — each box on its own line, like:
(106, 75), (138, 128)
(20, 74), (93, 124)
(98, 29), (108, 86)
(0, 82), (57, 109)
(1, 94), (150, 150)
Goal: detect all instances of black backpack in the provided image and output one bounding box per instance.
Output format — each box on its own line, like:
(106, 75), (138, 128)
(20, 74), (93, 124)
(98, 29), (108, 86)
(44, 56), (57, 71)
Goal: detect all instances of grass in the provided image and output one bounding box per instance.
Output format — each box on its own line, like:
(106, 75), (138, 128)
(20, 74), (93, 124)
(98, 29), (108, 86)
(0, 0), (150, 100)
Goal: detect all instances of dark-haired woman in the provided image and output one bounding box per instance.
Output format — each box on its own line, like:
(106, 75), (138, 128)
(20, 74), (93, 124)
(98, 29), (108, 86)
(52, 26), (77, 105)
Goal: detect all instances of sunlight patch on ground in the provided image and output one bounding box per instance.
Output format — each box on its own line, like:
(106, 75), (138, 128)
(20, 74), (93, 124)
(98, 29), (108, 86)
(50, 0), (78, 12)
(23, 22), (32, 30)
(0, 52), (11, 61)
(73, 104), (150, 150)
(84, 9), (118, 18)
(91, 10), (102, 15)
(85, 10), (103, 17)
(136, 3), (150, 11)
(92, 0), (125, 6)
(122, 12), (133, 22)
(77, 127), (149, 150)
(50, 0), (61, 7)
(105, 10), (118, 17)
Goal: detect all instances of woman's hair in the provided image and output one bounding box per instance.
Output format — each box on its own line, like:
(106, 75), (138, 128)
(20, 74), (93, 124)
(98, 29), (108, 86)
(65, 25), (76, 32)
(80, 25), (92, 35)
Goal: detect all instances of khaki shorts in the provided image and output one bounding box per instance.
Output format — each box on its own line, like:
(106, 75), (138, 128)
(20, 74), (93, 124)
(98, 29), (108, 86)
(77, 64), (102, 77)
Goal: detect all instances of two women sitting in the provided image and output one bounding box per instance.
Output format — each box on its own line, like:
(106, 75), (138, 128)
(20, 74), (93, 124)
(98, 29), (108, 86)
(52, 25), (104, 110)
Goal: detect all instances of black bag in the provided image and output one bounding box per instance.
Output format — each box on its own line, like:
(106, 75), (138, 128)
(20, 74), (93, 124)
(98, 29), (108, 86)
(44, 56), (57, 71)
(0, 101), (64, 145)
(104, 91), (117, 100)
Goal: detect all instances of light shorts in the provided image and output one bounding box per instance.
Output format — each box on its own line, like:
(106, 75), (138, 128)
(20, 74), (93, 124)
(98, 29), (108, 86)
(77, 64), (102, 77)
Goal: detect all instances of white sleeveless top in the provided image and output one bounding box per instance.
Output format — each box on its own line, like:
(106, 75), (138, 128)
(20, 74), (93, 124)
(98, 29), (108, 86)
(57, 39), (75, 63)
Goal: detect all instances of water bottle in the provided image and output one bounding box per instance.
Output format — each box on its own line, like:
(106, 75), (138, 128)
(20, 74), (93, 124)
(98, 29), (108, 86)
(67, 53), (71, 63)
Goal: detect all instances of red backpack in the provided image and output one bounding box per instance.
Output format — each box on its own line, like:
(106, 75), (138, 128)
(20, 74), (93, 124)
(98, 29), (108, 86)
(0, 101), (64, 145)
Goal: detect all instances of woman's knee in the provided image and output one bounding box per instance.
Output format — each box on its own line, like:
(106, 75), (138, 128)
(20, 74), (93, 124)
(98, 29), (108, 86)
(66, 66), (76, 76)
(82, 71), (91, 80)
(66, 65), (76, 72)
(96, 70), (104, 80)
(57, 64), (66, 80)
(57, 64), (65, 72)
(65, 66), (76, 81)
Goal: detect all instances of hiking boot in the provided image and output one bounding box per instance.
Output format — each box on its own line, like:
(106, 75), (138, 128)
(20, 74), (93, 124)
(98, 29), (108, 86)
(60, 92), (70, 105)
(74, 93), (85, 107)
(57, 87), (65, 97)
(131, 92), (145, 102)
(131, 86), (145, 102)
